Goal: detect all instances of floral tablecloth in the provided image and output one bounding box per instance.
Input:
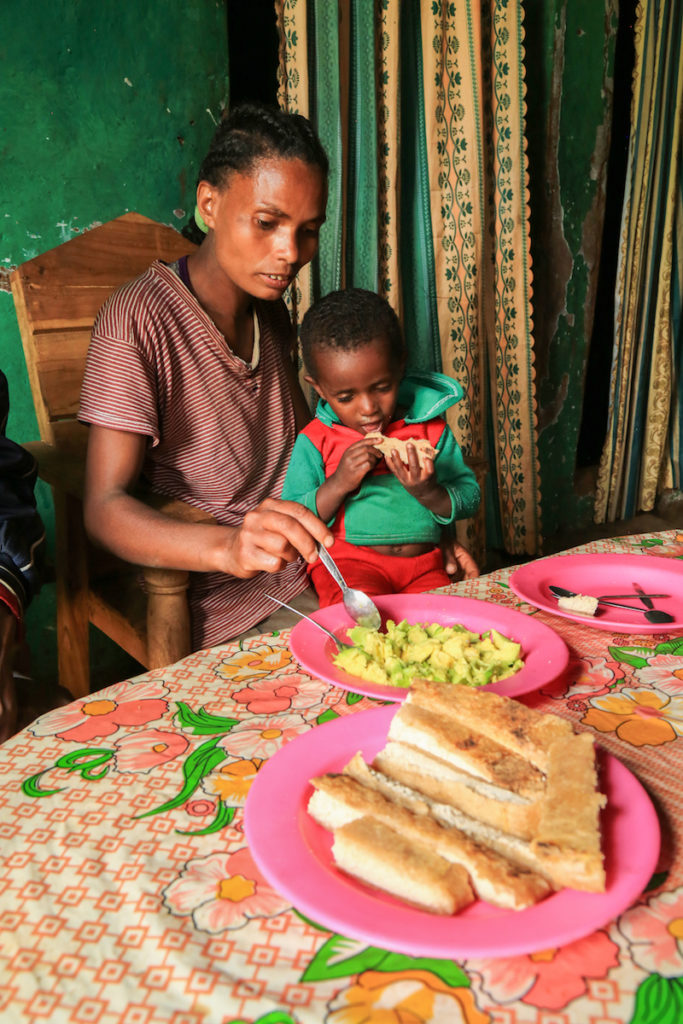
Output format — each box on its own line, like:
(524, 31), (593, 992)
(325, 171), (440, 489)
(1, 530), (683, 1024)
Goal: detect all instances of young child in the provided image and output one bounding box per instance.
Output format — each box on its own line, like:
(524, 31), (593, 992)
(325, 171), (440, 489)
(281, 288), (481, 607)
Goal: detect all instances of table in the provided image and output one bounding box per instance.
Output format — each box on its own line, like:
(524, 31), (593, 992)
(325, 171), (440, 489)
(1, 530), (682, 1024)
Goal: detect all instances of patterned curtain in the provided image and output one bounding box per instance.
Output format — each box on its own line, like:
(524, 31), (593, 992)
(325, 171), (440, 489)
(276, 0), (540, 558)
(595, 0), (683, 521)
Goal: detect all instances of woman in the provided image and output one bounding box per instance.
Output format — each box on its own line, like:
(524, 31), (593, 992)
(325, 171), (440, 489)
(80, 103), (333, 647)
(80, 102), (476, 649)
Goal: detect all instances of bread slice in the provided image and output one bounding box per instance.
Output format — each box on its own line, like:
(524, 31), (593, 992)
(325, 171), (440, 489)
(531, 732), (606, 891)
(387, 703), (546, 799)
(557, 594), (598, 616)
(331, 816), (474, 914)
(344, 750), (433, 814)
(365, 432), (437, 468)
(373, 741), (541, 839)
(407, 679), (574, 772)
(309, 772), (551, 909)
(345, 752), (604, 892)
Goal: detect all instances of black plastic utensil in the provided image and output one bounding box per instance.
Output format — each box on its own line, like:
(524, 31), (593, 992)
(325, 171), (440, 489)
(549, 585), (674, 623)
(633, 583), (654, 612)
(630, 583), (674, 624)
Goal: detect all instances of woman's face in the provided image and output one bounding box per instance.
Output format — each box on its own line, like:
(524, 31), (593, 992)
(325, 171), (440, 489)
(197, 157), (327, 302)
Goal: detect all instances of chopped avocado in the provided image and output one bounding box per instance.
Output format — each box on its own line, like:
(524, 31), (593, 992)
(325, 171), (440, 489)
(333, 618), (523, 689)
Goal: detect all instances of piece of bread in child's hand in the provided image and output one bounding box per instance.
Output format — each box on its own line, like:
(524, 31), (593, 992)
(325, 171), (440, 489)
(366, 432), (437, 468)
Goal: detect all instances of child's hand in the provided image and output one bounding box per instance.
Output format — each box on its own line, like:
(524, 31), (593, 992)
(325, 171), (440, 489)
(314, 439), (382, 522)
(384, 443), (451, 518)
(334, 438), (382, 493)
(384, 443), (437, 497)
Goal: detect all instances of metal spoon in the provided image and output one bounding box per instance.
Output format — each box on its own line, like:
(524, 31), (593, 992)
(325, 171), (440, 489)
(549, 585), (674, 623)
(264, 594), (354, 650)
(316, 545), (382, 630)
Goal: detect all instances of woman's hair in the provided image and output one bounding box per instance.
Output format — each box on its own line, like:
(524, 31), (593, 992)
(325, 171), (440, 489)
(197, 101), (329, 188)
(301, 288), (405, 377)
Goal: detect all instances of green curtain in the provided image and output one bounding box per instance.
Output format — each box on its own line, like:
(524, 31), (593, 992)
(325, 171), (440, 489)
(595, 0), (683, 520)
(276, 0), (540, 558)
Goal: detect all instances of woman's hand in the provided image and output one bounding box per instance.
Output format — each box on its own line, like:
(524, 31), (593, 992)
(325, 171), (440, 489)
(440, 538), (479, 580)
(219, 498), (333, 577)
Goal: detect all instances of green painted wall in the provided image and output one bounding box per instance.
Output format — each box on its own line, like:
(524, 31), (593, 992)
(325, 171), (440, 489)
(1, 0), (229, 683)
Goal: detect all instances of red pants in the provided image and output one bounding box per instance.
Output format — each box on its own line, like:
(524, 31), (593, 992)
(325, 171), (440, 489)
(309, 538), (450, 608)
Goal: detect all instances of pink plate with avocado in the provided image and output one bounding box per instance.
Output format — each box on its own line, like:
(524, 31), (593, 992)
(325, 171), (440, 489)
(288, 592), (569, 702)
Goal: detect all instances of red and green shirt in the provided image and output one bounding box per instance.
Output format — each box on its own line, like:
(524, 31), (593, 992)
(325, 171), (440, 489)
(282, 373), (480, 546)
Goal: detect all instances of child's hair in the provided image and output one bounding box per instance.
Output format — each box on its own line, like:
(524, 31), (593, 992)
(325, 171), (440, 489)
(197, 102), (329, 189)
(301, 288), (405, 377)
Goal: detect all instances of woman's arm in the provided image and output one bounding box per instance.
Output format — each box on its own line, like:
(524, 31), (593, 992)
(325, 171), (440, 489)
(84, 425), (332, 577)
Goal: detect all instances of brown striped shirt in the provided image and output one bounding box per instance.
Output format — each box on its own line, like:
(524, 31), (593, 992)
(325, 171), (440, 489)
(79, 260), (307, 647)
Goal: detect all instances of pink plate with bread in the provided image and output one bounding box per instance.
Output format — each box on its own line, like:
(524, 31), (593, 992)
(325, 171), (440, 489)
(245, 705), (659, 958)
(288, 592), (570, 702)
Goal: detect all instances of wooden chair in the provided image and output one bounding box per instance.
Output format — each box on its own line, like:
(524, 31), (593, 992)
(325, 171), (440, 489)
(11, 213), (216, 700)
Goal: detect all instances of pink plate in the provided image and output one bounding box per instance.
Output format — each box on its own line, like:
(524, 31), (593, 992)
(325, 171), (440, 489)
(288, 592), (569, 702)
(245, 706), (660, 958)
(510, 552), (683, 633)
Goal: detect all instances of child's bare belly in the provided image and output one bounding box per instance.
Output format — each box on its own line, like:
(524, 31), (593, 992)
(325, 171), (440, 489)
(369, 542), (435, 557)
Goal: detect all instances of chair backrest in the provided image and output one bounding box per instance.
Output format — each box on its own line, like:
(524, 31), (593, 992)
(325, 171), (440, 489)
(11, 212), (195, 451)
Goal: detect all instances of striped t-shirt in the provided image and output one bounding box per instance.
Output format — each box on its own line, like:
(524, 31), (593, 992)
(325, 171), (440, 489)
(79, 259), (307, 647)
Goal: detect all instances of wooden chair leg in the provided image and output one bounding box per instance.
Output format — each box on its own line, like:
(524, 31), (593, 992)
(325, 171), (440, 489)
(143, 568), (192, 669)
(54, 490), (91, 699)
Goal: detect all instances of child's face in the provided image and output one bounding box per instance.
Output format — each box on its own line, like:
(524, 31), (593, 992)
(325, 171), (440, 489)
(307, 338), (404, 434)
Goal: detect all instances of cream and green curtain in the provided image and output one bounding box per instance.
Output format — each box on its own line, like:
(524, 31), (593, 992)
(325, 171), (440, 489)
(595, 0), (683, 521)
(276, 0), (540, 557)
